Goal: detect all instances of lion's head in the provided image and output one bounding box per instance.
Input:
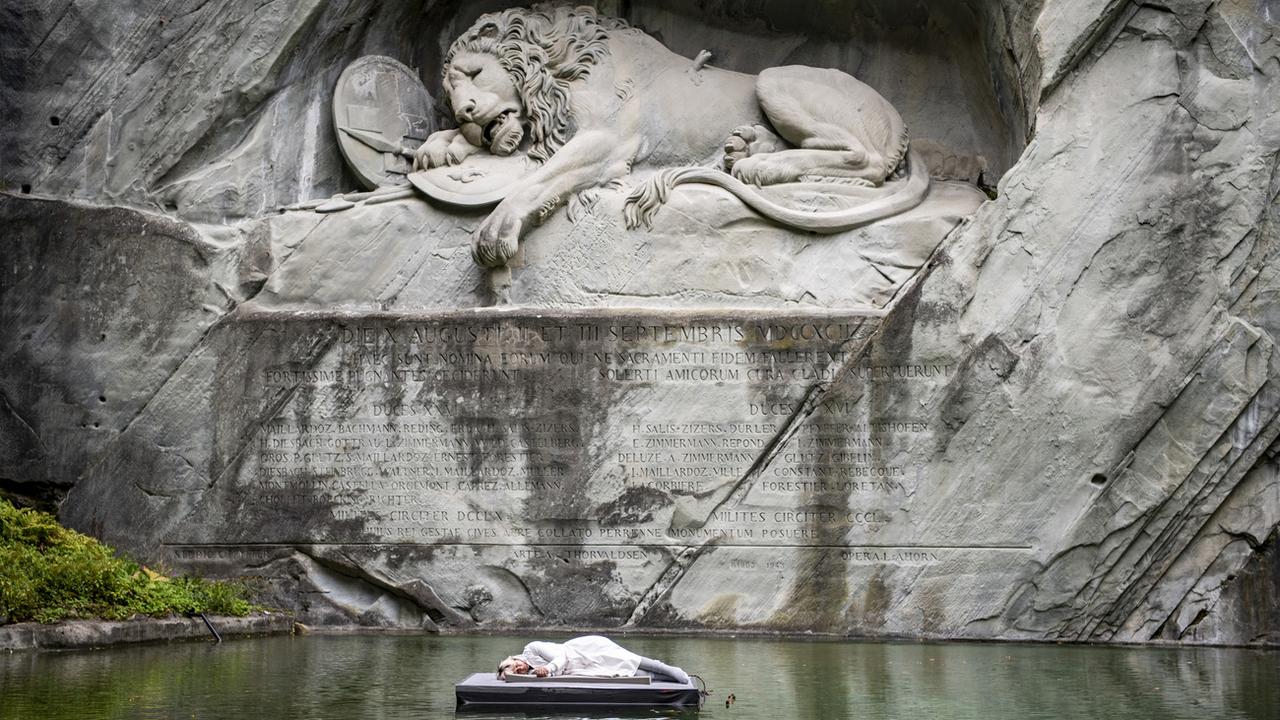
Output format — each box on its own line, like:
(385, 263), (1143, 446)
(442, 4), (621, 162)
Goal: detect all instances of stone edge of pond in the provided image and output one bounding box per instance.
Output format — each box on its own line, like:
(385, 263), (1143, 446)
(0, 613), (295, 653)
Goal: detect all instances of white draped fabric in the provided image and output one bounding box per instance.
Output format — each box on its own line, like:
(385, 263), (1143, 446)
(519, 636), (643, 677)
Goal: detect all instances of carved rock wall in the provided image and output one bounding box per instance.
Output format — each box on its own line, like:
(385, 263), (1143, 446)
(2, 0), (430, 220)
(2, 0), (1278, 645)
(891, 0), (1280, 643)
(2, 0), (1029, 219)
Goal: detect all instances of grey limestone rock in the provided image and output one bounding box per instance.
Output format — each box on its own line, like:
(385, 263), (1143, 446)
(1, 0), (1277, 645)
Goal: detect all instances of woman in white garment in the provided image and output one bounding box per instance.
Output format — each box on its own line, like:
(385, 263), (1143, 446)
(496, 635), (691, 684)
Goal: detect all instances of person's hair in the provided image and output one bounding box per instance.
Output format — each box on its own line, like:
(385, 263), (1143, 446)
(497, 656), (520, 678)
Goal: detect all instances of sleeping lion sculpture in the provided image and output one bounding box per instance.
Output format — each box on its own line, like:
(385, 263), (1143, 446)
(416, 4), (929, 268)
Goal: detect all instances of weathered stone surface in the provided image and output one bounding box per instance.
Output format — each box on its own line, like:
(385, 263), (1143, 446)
(252, 180), (983, 310)
(905, 0), (1280, 644)
(0, 193), (260, 508)
(0, 1), (438, 220)
(2, 0), (1278, 646)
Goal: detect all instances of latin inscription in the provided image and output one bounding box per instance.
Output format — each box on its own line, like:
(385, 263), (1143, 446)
(239, 317), (950, 549)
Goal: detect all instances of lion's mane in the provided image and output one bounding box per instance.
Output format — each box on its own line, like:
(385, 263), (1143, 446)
(445, 4), (626, 163)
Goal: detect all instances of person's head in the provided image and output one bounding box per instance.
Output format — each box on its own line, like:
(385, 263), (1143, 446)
(497, 656), (532, 678)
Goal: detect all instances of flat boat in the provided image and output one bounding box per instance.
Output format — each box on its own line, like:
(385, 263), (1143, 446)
(455, 672), (704, 710)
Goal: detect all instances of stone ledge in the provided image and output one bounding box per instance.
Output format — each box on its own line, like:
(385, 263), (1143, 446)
(0, 613), (294, 652)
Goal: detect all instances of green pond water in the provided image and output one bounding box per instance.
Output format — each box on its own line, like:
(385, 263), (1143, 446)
(1, 633), (1276, 719)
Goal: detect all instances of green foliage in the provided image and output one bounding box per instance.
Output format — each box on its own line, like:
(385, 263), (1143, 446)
(0, 499), (253, 623)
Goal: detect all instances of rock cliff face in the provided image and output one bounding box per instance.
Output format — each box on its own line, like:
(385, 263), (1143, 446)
(1, 0), (1277, 644)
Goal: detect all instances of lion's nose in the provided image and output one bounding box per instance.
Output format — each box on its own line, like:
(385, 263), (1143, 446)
(456, 100), (476, 122)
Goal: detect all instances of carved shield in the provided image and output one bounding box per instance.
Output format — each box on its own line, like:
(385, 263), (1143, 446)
(333, 56), (435, 189)
(408, 153), (537, 208)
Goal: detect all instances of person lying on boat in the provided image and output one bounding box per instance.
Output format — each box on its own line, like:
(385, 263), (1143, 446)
(497, 635), (691, 684)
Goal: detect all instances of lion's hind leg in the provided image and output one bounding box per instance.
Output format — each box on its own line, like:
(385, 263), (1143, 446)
(743, 66), (901, 186)
(731, 148), (882, 187)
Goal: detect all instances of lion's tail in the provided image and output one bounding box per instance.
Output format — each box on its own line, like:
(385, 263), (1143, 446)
(624, 149), (930, 233)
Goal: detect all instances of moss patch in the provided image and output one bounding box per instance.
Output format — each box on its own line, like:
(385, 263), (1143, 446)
(0, 499), (253, 623)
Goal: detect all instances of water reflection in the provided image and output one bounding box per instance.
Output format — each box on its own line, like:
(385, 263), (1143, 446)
(1, 634), (1275, 719)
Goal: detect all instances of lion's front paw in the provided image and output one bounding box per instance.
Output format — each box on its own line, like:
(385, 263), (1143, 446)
(415, 134), (451, 170)
(445, 133), (481, 165)
(415, 130), (478, 170)
(723, 124), (781, 172)
(472, 207), (522, 268)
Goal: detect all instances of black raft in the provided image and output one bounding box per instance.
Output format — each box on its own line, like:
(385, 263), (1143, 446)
(455, 672), (704, 710)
